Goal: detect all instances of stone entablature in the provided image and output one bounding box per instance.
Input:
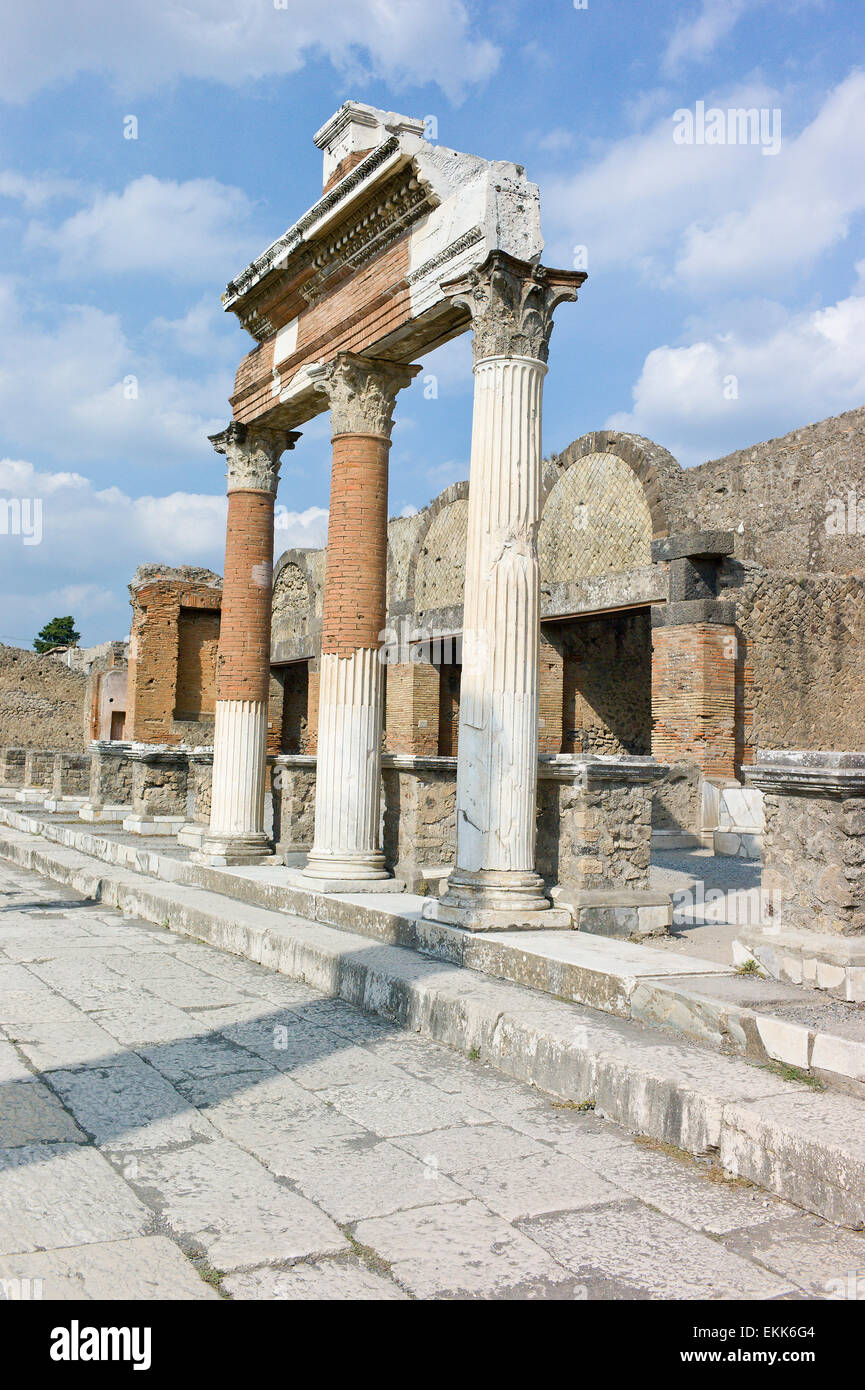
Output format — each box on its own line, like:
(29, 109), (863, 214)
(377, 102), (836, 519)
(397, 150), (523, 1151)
(224, 100), (546, 433)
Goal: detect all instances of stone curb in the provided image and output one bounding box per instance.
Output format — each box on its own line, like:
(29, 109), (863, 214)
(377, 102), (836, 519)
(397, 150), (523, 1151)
(2, 803), (865, 1098)
(1, 815), (864, 1226)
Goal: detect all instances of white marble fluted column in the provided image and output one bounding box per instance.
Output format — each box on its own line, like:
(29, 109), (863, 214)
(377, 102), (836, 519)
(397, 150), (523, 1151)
(431, 252), (584, 930)
(300, 353), (420, 889)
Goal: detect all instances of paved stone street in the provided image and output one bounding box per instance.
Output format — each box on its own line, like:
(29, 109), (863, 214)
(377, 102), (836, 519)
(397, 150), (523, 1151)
(0, 858), (862, 1302)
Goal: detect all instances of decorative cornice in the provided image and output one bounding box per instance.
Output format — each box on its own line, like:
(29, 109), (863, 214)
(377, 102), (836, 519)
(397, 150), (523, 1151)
(209, 422), (301, 495)
(405, 226), (485, 286)
(309, 353), (421, 439)
(223, 137), (402, 309)
(298, 167), (432, 308)
(745, 751), (865, 799)
(442, 251), (585, 365)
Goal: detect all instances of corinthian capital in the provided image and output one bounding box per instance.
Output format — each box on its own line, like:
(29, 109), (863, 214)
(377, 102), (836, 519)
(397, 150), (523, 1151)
(209, 422), (301, 495)
(309, 352), (421, 439)
(442, 252), (585, 366)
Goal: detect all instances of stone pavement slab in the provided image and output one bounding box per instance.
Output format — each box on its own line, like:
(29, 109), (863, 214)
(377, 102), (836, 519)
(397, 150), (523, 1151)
(0, 1236), (220, 1300)
(354, 1199), (582, 1299)
(0, 1144), (152, 1255)
(128, 1137), (348, 1271)
(523, 1201), (796, 1300)
(0, 855), (857, 1300)
(223, 1259), (408, 1300)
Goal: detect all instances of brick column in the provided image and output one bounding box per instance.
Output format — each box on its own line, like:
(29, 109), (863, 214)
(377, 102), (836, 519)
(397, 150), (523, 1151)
(196, 422), (299, 865)
(300, 353), (419, 887)
(428, 252), (583, 931)
(651, 532), (737, 779)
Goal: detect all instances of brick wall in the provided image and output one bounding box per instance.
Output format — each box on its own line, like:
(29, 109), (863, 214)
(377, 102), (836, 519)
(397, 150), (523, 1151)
(538, 629), (563, 754)
(384, 661), (439, 754)
(127, 568), (222, 745)
(651, 622), (736, 776)
(233, 237), (412, 427)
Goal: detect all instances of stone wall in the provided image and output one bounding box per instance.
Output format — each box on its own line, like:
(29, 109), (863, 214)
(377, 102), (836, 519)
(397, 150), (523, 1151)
(381, 756), (456, 883)
(679, 407), (865, 574)
(748, 753), (865, 937)
(0, 643), (89, 750)
(536, 770), (653, 891)
(731, 564), (865, 756)
(558, 610), (652, 756)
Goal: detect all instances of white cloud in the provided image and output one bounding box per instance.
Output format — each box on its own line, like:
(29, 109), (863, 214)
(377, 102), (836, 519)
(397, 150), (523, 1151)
(0, 276), (232, 465)
(543, 71), (865, 293)
(0, 457), (331, 642)
(274, 505), (329, 552)
(0, 457), (229, 639)
(607, 291), (865, 466)
(663, 0), (748, 74)
(0, 0), (498, 104)
(28, 175), (261, 282)
(0, 170), (81, 207)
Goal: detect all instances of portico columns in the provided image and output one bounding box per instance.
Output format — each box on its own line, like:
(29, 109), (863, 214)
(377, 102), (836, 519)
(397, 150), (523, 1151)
(196, 421), (299, 865)
(301, 352), (420, 888)
(432, 252), (584, 930)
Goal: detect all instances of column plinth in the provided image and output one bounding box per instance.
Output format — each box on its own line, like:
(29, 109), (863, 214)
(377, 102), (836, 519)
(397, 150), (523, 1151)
(298, 353), (420, 891)
(425, 253), (583, 931)
(194, 422), (299, 867)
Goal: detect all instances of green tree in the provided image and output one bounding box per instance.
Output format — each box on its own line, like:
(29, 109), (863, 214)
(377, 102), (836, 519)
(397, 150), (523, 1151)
(34, 616), (80, 654)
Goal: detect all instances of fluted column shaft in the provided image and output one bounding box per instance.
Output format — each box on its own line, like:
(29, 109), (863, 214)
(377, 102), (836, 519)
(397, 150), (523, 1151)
(435, 251), (584, 927)
(456, 354), (545, 876)
(197, 421), (298, 865)
(302, 353), (420, 885)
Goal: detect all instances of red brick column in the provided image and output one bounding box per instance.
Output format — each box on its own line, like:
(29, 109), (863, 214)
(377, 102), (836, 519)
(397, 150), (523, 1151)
(650, 533), (737, 780)
(301, 352), (419, 886)
(196, 421), (299, 865)
(651, 622), (737, 777)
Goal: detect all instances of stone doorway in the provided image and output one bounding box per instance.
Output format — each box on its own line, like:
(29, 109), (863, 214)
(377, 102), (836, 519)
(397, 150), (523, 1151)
(546, 607), (652, 755)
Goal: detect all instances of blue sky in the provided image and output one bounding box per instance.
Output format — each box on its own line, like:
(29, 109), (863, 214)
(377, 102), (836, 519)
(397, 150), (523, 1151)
(0, 0), (863, 644)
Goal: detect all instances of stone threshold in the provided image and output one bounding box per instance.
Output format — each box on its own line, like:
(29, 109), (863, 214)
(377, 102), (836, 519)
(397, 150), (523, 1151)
(0, 811), (863, 1228)
(2, 800), (865, 1100)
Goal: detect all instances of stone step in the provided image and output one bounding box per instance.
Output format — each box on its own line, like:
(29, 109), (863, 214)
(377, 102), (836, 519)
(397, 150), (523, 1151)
(1, 810), (864, 1227)
(2, 800), (865, 1101)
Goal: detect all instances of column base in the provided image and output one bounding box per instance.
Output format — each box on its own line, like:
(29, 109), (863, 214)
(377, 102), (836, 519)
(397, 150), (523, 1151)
(424, 868), (573, 932)
(43, 796), (87, 814)
(297, 850), (401, 894)
(191, 831), (276, 867)
(78, 803), (131, 823)
(176, 822), (208, 850)
(123, 814), (187, 837)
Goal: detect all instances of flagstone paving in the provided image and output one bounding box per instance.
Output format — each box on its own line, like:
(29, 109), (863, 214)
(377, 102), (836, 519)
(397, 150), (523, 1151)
(0, 859), (861, 1302)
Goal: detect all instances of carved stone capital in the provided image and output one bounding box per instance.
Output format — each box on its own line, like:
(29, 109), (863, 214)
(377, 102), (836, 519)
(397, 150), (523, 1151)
(309, 352), (421, 439)
(442, 251), (585, 366)
(209, 422), (301, 495)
